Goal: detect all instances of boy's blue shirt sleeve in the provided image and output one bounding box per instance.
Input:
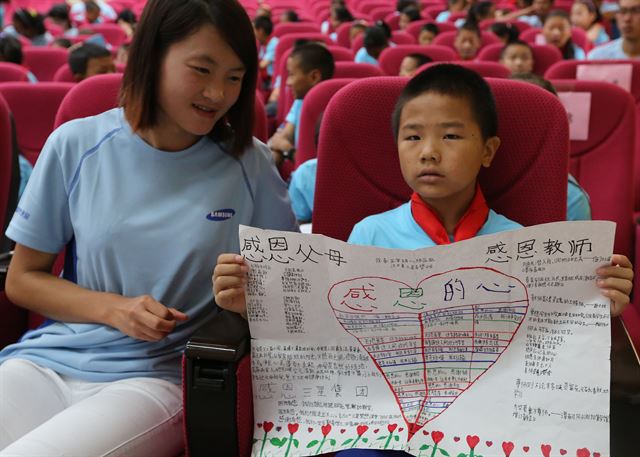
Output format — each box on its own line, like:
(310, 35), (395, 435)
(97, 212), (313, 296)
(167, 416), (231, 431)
(566, 174), (592, 221)
(288, 159), (317, 222)
(285, 99), (303, 147)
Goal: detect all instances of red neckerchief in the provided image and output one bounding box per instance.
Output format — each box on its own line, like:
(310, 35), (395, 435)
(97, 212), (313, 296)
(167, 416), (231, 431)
(410, 185), (489, 245)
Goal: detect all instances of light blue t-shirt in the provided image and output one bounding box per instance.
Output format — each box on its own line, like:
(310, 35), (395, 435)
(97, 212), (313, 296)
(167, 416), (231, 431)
(567, 174), (591, 221)
(259, 36), (279, 76)
(519, 15), (543, 28)
(572, 43), (587, 60)
(288, 158), (317, 222)
(348, 201), (522, 249)
(435, 11), (451, 23)
(285, 99), (304, 148)
(588, 38), (636, 59)
(355, 47), (379, 65)
(17, 154), (32, 198)
(592, 27), (610, 46)
(1, 108), (298, 384)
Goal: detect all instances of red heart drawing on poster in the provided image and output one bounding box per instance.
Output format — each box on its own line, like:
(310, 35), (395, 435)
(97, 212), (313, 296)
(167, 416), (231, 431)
(560, 449), (567, 455)
(328, 268), (529, 439)
(541, 444), (551, 457)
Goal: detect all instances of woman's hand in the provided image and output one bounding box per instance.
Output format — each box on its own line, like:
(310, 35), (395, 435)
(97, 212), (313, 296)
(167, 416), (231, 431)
(596, 254), (634, 317)
(111, 295), (188, 341)
(213, 254), (249, 317)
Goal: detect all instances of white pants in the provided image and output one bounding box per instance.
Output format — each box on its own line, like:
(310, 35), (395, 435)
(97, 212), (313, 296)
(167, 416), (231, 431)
(0, 359), (184, 457)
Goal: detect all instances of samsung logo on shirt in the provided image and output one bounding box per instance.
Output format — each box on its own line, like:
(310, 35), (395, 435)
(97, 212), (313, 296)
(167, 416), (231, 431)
(206, 209), (236, 221)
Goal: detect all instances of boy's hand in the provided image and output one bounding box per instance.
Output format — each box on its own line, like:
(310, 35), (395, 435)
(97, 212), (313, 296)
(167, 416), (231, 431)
(596, 254), (634, 317)
(213, 254), (249, 317)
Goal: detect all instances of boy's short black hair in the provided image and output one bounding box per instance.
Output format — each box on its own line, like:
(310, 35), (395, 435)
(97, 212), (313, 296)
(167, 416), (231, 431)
(364, 25), (389, 49)
(421, 23), (440, 35)
(69, 42), (111, 75)
(0, 35), (23, 64)
(333, 5), (354, 22)
(401, 6), (421, 21)
(281, 9), (299, 22)
(117, 8), (137, 24)
(499, 39), (532, 58)
(458, 19), (481, 37)
(290, 43), (335, 81)
(48, 4), (71, 23)
(396, 0), (418, 12)
(392, 63), (498, 141)
(405, 53), (433, 68)
(253, 15), (273, 35)
(491, 22), (519, 43)
(511, 72), (557, 95)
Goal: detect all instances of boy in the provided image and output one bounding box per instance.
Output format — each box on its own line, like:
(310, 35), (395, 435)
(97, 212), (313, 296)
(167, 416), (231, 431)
(354, 25), (389, 65)
(214, 64), (633, 341)
(268, 43), (335, 166)
(398, 53), (432, 77)
(68, 42), (115, 81)
(499, 39), (535, 75)
(454, 21), (482, 60)
(253, 15), (278, 86)
(418, 23), (439, 45)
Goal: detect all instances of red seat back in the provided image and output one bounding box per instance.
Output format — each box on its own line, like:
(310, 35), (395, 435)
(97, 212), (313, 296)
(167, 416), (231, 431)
(53, 64), (76, 82)
(0, 62), (30, 83)
(22, 47), (68, 82)
(545, 59), (640, 210)
(520, 27), (593, 53)
(391, 30), (416, 45)
(295, 78), (355, 167)
(333, 61), (384, 78)
(0, 82), (75, 165)
(313, 76), (569, 241)
(477, 43), (563, 75)
(272, 22), (320, 37)
(54, 73), (122, 128)
(378, 44), (458, 75)
(420, 60), (511, 78)
(552, 79), (635, 258)
(480, 18), (532, 33)
(81, 23), (128, 48)
(0, 94), (13, 246)
(273, 33), (333, 83)
(253, 92), (268, 143)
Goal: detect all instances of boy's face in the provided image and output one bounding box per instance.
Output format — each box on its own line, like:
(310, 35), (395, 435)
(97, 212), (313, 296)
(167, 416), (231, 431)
(454, 29), (481, 60)
(617, 0), (640, 40)
(286, 56), (318, 99)
(84, 55), (116, 79)
(542, 16), (571, 48)
(397, 92), (499, 211)
(500, 44), (534, 74)
(418, 29), (436, 45)
(399, 56), (420, 77)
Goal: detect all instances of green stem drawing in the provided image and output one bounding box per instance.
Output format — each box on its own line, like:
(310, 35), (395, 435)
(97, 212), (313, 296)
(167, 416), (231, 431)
(259, 429), (268, 457)
(429, 444), (439, 457)
(384, 431), (395, 449)
(284, 433), (294, 457)
(315, 436), (327, 453)
(350, 436), (362, 448)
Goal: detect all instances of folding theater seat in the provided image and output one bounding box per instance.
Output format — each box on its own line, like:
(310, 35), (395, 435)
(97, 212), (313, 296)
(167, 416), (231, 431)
(22, 47), (68, 82)
(476, 43), (563, 76)
(0, 82), (75, 165)
(0, 62), (30, 83)
(420, 60), (511, 78)
(378, 44), (458, 75)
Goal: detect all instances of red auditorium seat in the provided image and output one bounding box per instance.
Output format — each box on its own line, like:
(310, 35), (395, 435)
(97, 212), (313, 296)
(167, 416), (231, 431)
(82, 23), (129, 48)
(431, 30), (501, 55)
(404, 19), (457, 40)
(519, 27), (593, 53)
(0, 62), (30, 83)
(332, 61), (384, 78)
(378, 44), (458, 75)
(294, 78), (355, 167)
(0, 82), (74, 165)
(477, 43), (563, 75)
(22, 47), (68, 82)
(272, 21), (321, 37)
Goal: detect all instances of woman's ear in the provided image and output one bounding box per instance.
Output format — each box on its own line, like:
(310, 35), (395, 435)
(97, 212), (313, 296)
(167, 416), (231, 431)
(481, 136), (501, 168)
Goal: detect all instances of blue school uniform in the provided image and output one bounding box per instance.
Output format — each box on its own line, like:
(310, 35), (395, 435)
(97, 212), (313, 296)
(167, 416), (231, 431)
(288, 158), (317, 221)
(1, 107), (298, 385)
(285, 99), (304, 147)
(355, 47), (379, 65)
(567, 174), (591, 221)
(259, 36), (279, 76)
(588, 38), (635, 59)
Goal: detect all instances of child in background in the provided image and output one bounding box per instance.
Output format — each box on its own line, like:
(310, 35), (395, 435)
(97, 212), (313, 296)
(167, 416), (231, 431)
(69, 42), (116, 81)
(490, 22), (520, 43)
(349, 20), (368, 43)
(213, 69), (633, 457)
(328, 5), (354, 40)
(4, 8), (53, 46)
(399, 53), (433, 76)
(280, 9), (299, 23)
(499, 39), (535, 74)
(254, 15), (278, 88)
(509, 72), (592, 221)
(436, 0), (467, 23)
(268, 43), (335, 166)
(355, 25), (390, 64)
(116, 9), (137, 38)
(542, 9), (586, 59)
(514, 0), (554, 27)
(454, 21), (482, 60)
(47, 4), (79, 37)
(0, 35), (38, 82)
(418, 23), (440, 45)
(398, 6), (422, 30)
(571, 0), (610, 45)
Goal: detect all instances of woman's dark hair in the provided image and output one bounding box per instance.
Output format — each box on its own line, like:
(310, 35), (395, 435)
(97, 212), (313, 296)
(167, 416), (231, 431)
(490, 22), (520, 43)
(545, 9), (576, 59)
(374, 20), (392, 38)
(47, 4), (72, 29)
(392, 64), (498, 141)
(121, 0), (258, 157)
(13, 9), (47, 36)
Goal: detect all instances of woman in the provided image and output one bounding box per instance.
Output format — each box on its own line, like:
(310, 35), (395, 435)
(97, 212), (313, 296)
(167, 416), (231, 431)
(0, 0), (297, 455)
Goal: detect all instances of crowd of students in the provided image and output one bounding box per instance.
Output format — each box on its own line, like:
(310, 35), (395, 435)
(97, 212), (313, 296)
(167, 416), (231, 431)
(0, 0), (637, 455)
